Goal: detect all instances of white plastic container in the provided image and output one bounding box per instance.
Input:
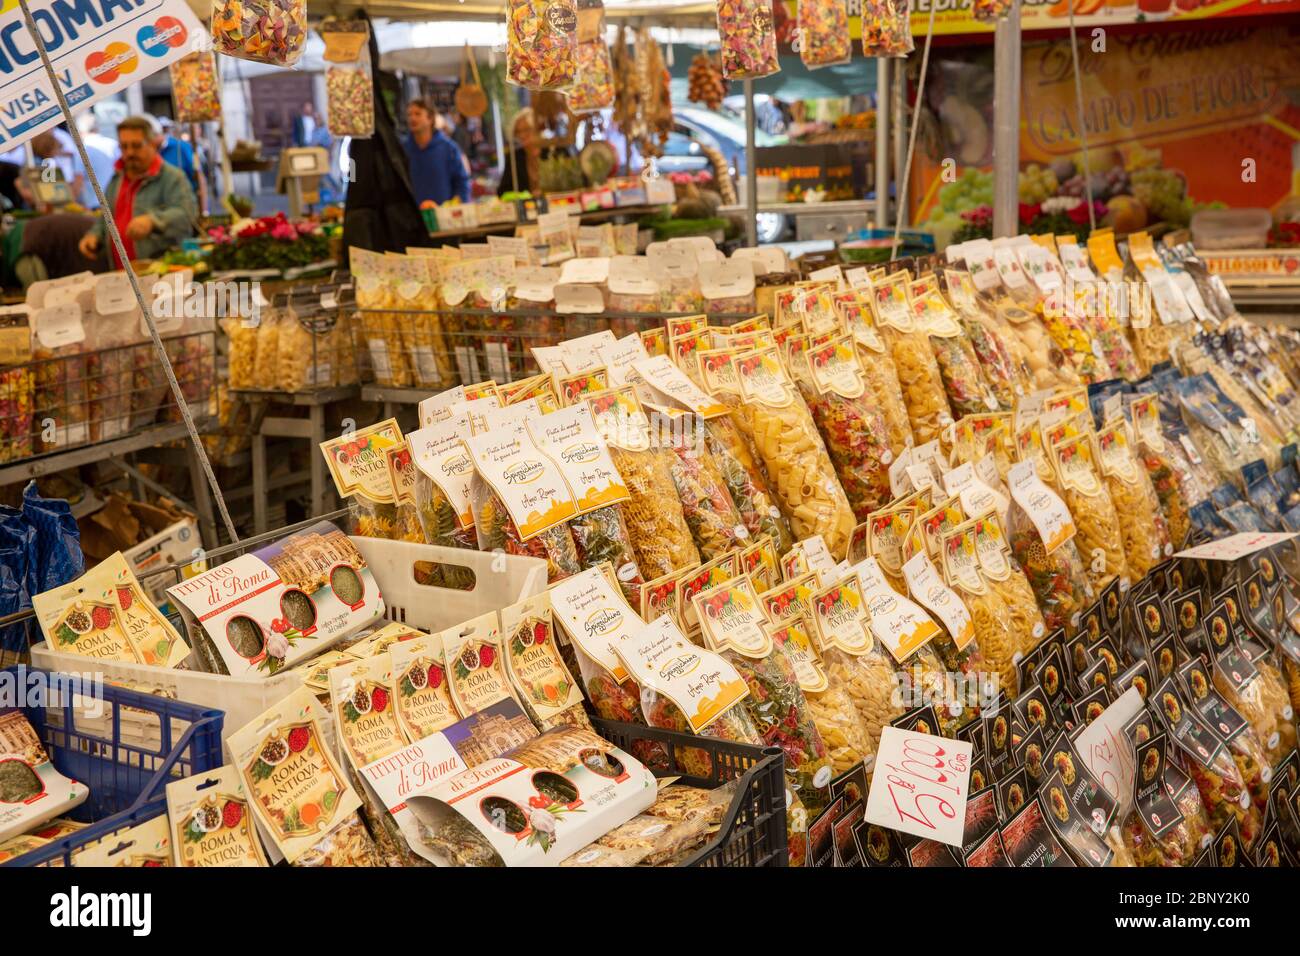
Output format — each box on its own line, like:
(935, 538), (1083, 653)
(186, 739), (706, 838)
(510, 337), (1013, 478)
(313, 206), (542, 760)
(1191, 208), (1271, 251)
(31, 539), (547, 745)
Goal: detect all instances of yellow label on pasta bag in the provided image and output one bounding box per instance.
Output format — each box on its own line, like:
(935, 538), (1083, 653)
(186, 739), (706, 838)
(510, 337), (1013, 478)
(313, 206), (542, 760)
(320, 418), (404, 505)
(760, 572), (819, 624)
(640, 327), (668, 357)
(1053, 434), (1103, 496)
(500, 373), (560, 411)
(384, 442), (418, 507)
(1129, 393), (1164, 450)
(329, 655), (409, 768)
(809, 574), (873, 656)
(917, 497), (965, 559)
(909, 281), (962, 338)
(1014, 422), (1056, 484)
(867, 508), (913, 576)
(669, 328), (710, 379)
(740, 535), (779, 592)
(614, 615), (749, 734)
(584, 387), (652, 452)
(902, 551), (975, 651)
(696, 347), (743, 396)
(835, 290), (885, 353)
(807, 334), (866, 400)
(666, 314), (708, 339)
(466, 426), (578, 540)
(941, 525), (987, 595)
(641, 565), (691, 627)
(735, 348), (794, 408)
(675, 555), (737, 635)
(729, 314), (772, 334)
(1087, 232), (1125, 279)
(1008, 460), (1076, 554)
(388, 633), (460, 741)
(869, 271), (915, 332)
(631, 354), (730, 418)
(766, 614), (828, 693)
(694, 575), (773, 659)
(554, 367), (610, 407)
(971, 513), (1013, 582)
(1043, 387), (1090, 422)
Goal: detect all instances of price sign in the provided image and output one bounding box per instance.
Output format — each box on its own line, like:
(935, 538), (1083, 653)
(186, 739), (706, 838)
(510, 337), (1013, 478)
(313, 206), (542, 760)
(865, 726), (974, 847)
(1071, 687), (1144, 821)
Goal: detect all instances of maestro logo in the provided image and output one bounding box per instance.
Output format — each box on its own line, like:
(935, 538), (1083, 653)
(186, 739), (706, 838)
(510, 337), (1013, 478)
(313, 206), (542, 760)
(137, 16), (188, 57)
(85, 42), (138, 84)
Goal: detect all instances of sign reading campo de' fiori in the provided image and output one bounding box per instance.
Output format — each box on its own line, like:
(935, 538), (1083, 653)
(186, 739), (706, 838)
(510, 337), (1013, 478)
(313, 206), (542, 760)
(0, 0), (201, 149)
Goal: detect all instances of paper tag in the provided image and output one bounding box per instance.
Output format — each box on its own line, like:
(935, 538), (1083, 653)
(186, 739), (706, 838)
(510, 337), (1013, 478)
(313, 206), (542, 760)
(865, 727), (973, 848)
(1008, 460), (1076, 553)
(861, 571), (942, 663)
(320, 419), (404, 504)
(549, 567), (639, 682)
(903, 552), (976, 651)
(631, 354), (730, 418)
(528, 403), (628, 514)
(465, 427), (576, 540)
(693, 574), (773, 658)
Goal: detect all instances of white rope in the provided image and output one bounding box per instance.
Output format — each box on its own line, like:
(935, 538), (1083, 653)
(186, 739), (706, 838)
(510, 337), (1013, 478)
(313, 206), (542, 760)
(1067, 0), (1096, 230)
(18, 0), (240, 545)
(891, 0), (938, 261)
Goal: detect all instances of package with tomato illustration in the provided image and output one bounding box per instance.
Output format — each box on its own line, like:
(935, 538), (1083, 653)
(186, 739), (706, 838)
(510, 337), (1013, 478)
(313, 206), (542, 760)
(502, 593), (592, 733)
(34, 551), (191, 669)
(166, 520), (384, 678)
(228, 687), (374, 865)
(404, 725), (654, 866)
(165, 765), (267, 868)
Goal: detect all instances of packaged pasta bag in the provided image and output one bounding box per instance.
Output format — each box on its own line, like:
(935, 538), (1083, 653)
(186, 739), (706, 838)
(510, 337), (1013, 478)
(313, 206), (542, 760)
(502, 592), (593, 733)
(799, 0), (851, 68)
(1120, 728), (1213, 868)
(1096, 418), (1171, 581)
(945, 270), (1027, 410)
(586, 388), (701, 578)
(939, 522), (1020, 699)
(606, 256), (663, 317)
(912, 276), (999, 418)
(1177, 657), (1271, 817)
(1051, 433), (1130, 595)
(407, 415), (480, 577)
(1006, 460), (1094, 637)
(250, 303), (282, 390)
(693, 575), (833, 814)
(871, 272), (954, 445)
(212, 0), (307, 67)
(393, 254), (453, 389)
(716, 0), (779, 79)
(862, 0), (913, 56)
(705, 415), (795, 556)
(320, 418), (408, 538)
(1040, 302), (1114, 385)
(731, 347), (856, 556)
(699, 259), (757, 316)
(506, 0), (577, 90)
(29, 301), (89, 452)
(1173, 375), (1255, 486)
(995, 300), (1081, 391)
(1129, 394), (1192, 549)
(567, 38), (615, 113)
(387, 632), (460, 742)
(838, 287), (915, 456)
(807, 572), (904, 765)
(275, 293), (334, 391)
(352, 248), (411, 388)
(170, 51), (221, 123)
(322, 20), (375, 138)
(970, 512), (1048, 683)
(1212, 648), (1296, 771)
(1084, 299), (1143, 383)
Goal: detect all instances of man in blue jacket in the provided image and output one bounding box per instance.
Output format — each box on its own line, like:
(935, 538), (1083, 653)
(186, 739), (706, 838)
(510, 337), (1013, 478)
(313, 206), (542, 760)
(402, 99), (469, 205)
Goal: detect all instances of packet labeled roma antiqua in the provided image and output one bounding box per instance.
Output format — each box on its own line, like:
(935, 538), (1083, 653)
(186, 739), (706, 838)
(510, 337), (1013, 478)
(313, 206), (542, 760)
(74, 814), (171, 867)
(165, 765), (267, 868)
(389, 632), (460, 741)
(330, 654), (408, 767)
(442, 611), (522, 718)
(502, 592), (590, 731)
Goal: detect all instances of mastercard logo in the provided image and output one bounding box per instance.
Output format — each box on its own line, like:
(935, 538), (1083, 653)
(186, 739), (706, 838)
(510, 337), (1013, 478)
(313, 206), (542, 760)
(137, 16), (188, 56)
(85, 42), (137, 84)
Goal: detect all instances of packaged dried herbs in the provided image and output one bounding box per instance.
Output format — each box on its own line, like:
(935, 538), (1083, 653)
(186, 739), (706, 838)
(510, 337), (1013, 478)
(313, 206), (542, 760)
(165, 766), (268, 867)
(170, 51), (221, 123)
(506, 0), (578, 90)
(212, 0), (307, 67)
(502, 593), (593, 733)
(0, 710), (88, 843)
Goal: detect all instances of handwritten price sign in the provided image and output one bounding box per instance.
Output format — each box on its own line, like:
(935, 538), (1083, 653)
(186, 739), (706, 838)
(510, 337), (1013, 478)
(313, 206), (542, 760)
(865, 726), (974, 848)
(1071, 687), (1143, 821)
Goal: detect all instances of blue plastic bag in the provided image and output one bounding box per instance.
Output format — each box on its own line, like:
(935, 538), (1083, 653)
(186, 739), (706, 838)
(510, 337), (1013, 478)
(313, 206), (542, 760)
(21, 481), (84, 595)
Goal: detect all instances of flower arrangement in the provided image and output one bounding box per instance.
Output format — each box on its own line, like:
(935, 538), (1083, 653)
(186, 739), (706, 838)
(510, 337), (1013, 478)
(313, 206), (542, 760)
(207, 212), (330, 273)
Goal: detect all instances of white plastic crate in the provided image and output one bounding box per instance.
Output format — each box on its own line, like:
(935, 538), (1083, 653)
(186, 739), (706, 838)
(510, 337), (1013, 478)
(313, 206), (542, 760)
(31, 539), (547, 744)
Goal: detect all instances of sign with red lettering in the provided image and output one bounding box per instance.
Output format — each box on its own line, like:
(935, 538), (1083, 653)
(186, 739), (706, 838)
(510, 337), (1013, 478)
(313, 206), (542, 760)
(865, 726), (974, 848)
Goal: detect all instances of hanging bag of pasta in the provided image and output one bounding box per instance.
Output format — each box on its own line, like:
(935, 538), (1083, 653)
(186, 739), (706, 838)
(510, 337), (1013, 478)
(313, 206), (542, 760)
(862, 0), (914, 57)
(798, 0), (851, 69)
(322, 20), (375, 138)
(320, 418), (408, 538)
(716, 0), (780, 79)
(170, 51), (221, 123)
(1051, 432), (1131, 595)
(1006, 459), (1093, 637)
(872, 272), (954, 446)
(970, 511), (1047, 672)
(731, 347), (856, 557)
(507, 0), (578, 90)
(212, 0), (307, 66)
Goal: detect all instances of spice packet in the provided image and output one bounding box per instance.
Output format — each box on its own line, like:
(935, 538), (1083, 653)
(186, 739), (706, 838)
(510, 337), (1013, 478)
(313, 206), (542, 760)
(330, 654), (408, 767)
(74, 814), (171, 867)
(502, 593), (589, 731)
(34, 551), (189, 667)
(0, 709), (89, 842)
(228, 688), (364, 864)
(442, 611), (522, 718)
(165, 765), (268, 868)
(388, 631), (461, 742)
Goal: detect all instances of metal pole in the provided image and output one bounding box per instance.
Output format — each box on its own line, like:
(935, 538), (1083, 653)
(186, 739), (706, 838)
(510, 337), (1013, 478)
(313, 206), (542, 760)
(892, 4), (938, 257)
(744, 79), (758, 247)
(992, 0), (1022, 238)
(1067, 2), (1096, 230)
(875, 58), (890, 228)
(893, 60), (907, 229)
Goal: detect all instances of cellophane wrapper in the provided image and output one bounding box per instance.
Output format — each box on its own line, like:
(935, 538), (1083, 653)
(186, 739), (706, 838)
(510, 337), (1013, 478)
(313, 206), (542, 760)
(277, 312), (337, 390)
(1214, 659), (1297, 770)
(704, 415), (795, 555)
(972, 0), (1013, 21)
(660, 421), (749, 561)
(821, 646), (903, 765)
(292, 811), (381, 867)
(1102, 468), (1170, 581)
(211, 0), (308, 67)
(882, 328), (954, 446)
(931, 331), (996, 419)
(170, 52), (221, 123)
(1007, 499), (1093, 637)
(1128, 323), (1173, 378)
(568, 638), (669, 772)
(1089, 312), (1143, 382)
(1160, 429), (1218, 508)
(1178, 746), (1262, 852)
(1057, 481), (1130, 595)
(987, 567), (1047, 681)
(998, 310), (1081, 390)
(471, 481), (581, 583)
(723, 647), (833, 816)
(716, 0), (780, 79)
(640, 686), (764, 779)
(251, 313), (282, 390)
(955, 585), (1019, 703)
(609, 445), (702, 578)
(803, 678), (872, 775)
(0, 366), (32, 462)
(506, 0), (578, 90)
(898, 643), (982, 733)
(223, 317), (257, 390)
(412, 471), (477, 589)
(567, 40), (615, 112)
(861, 0), (913, 56)
(568, 505), (646, 606)
(731, 389), (856, 556)
(1136, 441), (1192, 549)
(31, 343), (88, 453)
(798, 0), (851, 68)
(1207, 365), (1285, 472)
(960, 316), (1025, 411)
(793, 370), (893, 521)
(1041, 311), (1113, 384)
(326, 65), (375, 138)
(854, 342), (914, 457)
(1119, 784), (1211, 868)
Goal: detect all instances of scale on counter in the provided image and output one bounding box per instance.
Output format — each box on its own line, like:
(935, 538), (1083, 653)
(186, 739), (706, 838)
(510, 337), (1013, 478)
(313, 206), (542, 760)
(275, 147), (330, 217)
(20, 165), (74, 207)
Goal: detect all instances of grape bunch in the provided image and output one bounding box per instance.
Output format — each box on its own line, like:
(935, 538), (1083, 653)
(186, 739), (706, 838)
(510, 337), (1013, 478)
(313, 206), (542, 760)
(687, 53), (727, 111)
(1132, 168), (1190, 226)
(1018, 163), (1059, 204)
(1058, 165), (1130, 202)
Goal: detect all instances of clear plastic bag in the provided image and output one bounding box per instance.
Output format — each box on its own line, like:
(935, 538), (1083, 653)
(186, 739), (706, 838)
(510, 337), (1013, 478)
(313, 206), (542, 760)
(658, 413), (749, 561)
(798, 0), (851, 69)
(704, 416), (795, 556)
(882, 328), (954, 446)
(326, 67), (374, 139)
(862, 0), (914, 57)
(211, 0), (307, 66)
(568, 505), (645, 606)
(1180, 747), (1262, 853)
(1119, 788), (1211, 868)
(608, 445), (701, 578)
(472, 481), (582, 583)
(960, 315), (1024, 411)
(821, 646), (903, 764)
(1214, 659), (1297, 769)
(1136, 441), (1192, 551)
(1101, 459), (1170, 582)
(1054, 443), (1130, 595)
(716, 0), (780, 79)
(995, 305), (1080, 391)
(567, 40), (615, 113)
(1007, 497), (1093, 637)
(170, 52), (221, 123)
(853, 342), (914, 458)
(931, 331), (996, 419)
(252, 312), (282, 390)
(506, 0), (578, 90)
(641, 685), (765, 779)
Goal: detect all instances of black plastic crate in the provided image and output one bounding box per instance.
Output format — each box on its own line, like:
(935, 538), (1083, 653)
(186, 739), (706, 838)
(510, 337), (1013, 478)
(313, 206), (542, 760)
(590, 717), (788, 867)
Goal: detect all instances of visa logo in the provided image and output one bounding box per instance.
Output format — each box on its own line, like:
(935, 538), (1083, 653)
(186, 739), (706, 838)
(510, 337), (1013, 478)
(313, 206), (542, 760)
(1, 70), (72, 123)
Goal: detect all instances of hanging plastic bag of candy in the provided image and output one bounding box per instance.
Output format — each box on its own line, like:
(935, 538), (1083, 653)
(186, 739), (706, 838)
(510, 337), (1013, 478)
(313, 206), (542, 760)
(863, 0), (913, 57)
(322, 20), (375, 139)
(170, 51), (221, 123)
(798, 0), (851, 69)
(716, 0), (780, 80)
(507, 0), (578, 91)
(212, 0), (307, 67)
(972, 0), (1013, 22)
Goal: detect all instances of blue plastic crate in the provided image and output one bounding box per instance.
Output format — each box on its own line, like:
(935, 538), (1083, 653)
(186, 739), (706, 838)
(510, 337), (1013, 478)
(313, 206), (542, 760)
(1, 666), (224, 867)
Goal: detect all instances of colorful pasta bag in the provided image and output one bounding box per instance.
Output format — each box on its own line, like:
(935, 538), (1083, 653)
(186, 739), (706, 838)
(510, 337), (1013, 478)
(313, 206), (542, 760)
(322, 21), (375, 139)
(716, 0), (780, 79)
(941, 523), (1019, 698)
(567, 39), (615, 112)
(798, 0), (851, 69)
(507, 0), (578, 91)
(1052, 433), (1131, 595)
(170, 51), (221, 123)
(320, 418), (409, 539)
(841, 292), (914, 458)
(704, 415), (795, 556)
(212, 0), (307, 67)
